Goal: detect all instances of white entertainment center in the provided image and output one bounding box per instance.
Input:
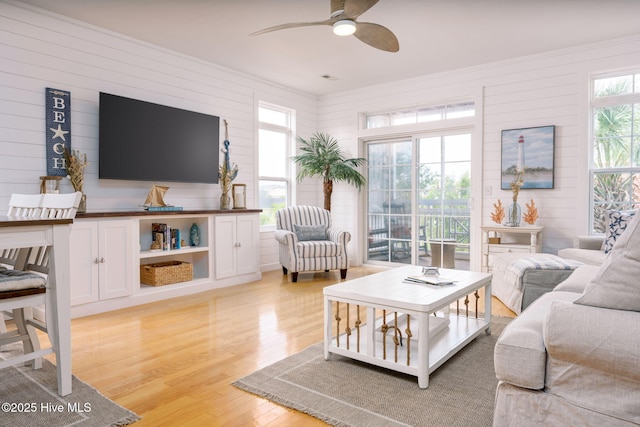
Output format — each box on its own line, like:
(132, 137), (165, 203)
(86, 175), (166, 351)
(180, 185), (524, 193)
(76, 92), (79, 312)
(69, 209), (261, 318)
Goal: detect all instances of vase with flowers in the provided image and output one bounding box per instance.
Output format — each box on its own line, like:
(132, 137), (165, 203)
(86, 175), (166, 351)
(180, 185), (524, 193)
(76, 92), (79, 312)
(507, 170), (525, 226)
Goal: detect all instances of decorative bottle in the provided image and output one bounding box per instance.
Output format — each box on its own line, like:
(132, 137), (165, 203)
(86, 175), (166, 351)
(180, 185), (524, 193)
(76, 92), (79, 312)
(508, 201), (521, 227)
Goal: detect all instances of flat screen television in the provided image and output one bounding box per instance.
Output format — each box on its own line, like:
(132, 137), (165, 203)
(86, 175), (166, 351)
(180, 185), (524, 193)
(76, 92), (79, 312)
(99, 92), (220, 184)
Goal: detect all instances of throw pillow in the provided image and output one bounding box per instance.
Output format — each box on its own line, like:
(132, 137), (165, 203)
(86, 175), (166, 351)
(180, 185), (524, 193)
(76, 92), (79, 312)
(294, 224), (328, 241)
(601, 209), (636, 253)
(575, 208), (640, 311)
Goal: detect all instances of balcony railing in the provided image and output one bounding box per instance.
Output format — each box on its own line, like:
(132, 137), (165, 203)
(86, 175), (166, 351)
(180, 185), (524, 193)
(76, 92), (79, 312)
(367, 199), (470, 262)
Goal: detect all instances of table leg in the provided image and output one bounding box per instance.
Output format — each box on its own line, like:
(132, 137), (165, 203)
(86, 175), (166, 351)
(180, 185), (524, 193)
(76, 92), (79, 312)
(324, 296), (331, 360)
(417, 311), (430, 388)
(49, 225), (72, 396)
(485, 281), (492, 335)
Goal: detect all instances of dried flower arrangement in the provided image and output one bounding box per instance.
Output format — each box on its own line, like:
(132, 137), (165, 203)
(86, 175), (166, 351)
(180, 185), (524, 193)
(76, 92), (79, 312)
(63, 148), (88, 192)
(510, 170), (525, 202)
(523, 199), (539, 225)
(491, 199), (505, 224)
(218, 120), (238, 209)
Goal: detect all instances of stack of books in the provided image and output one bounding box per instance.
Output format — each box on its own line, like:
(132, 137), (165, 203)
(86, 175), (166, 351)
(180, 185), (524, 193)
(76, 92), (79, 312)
(145, 206), (183, 212)
(152, 223), (182, 250)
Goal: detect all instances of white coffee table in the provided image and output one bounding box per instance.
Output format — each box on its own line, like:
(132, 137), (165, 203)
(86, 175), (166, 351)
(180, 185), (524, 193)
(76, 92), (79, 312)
(323, 265), (492, 388)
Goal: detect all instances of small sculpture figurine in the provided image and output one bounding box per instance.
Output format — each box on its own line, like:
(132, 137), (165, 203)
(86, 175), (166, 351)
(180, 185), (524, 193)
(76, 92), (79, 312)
(491, 199), (505, 224)
(523, 199), (539, 225)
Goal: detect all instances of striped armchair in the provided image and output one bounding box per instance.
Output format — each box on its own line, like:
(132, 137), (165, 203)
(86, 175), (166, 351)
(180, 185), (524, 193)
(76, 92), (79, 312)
(275, 206), (351, 282)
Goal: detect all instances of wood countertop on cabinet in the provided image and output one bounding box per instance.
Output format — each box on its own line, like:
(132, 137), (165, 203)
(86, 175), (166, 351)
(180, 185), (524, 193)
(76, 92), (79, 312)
(76, 209), (262, 219)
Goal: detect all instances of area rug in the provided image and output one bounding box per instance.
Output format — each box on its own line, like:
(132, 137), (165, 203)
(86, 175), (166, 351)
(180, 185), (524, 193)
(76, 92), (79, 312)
(233, 316), (511, 427)
(0, 346), (140, 427)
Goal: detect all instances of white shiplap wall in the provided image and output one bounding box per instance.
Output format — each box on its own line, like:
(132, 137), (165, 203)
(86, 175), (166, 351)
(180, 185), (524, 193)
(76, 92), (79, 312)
(0, 1), (318, 271)
(3, 2), (640, 274)
(318, 35), (640, 270)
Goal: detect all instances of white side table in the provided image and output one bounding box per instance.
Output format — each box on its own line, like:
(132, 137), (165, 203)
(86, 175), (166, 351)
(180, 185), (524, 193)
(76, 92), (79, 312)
(481, 225), (543, 272)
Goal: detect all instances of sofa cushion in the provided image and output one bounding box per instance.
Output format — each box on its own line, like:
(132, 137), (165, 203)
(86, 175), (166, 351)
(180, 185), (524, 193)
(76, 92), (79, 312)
(494, 291), (580, 390)
(556, 247), (607, 266)
(554, 264), (600, 293)
(575, 209), (640, 312)
(544, 301), (640, 424)
(293, 224), (328, 241)
(493, 381), (636, 427)
(602, 209), (636, 253)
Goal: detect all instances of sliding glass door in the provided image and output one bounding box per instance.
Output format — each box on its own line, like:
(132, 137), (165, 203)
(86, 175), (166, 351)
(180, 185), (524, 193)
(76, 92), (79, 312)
(416, 134), (471, 269)
(367, 140), (413, 263)
(366, 133), (472, 269)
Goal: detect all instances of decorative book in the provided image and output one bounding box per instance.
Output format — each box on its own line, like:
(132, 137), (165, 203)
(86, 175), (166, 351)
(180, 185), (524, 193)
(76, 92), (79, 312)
(404, 275), (456, 286)
(145, 206), (183, 211)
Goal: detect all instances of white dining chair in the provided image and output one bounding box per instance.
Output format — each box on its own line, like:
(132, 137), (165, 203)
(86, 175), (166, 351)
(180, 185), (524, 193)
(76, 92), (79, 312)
(40, 192), (81, 219)
(6, 193), (43, 218)
(0, 191), (81, 369)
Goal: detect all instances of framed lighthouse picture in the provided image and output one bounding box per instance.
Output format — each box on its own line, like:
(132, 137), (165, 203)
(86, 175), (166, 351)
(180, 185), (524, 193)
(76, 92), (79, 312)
(501, 125), (555, 190)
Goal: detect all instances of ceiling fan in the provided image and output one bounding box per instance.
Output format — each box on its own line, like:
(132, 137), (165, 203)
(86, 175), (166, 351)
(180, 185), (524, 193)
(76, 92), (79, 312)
(250, 0), (399, 52)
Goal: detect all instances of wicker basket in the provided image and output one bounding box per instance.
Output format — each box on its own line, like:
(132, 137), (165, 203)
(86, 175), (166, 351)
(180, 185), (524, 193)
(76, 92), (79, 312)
(140, 260), (193, 286)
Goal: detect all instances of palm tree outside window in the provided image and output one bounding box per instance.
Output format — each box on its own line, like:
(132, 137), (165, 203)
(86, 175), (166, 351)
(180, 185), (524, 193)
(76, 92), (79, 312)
(590, 71), (640, 233)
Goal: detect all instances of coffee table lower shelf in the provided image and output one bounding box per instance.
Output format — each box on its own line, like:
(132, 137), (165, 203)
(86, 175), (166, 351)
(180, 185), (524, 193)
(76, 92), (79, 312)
(323, 265), (493, 388)
(325, 313), (490, 388)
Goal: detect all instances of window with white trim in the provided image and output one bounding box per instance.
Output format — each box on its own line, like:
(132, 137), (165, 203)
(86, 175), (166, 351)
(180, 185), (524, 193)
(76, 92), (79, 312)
(364, 101), (475, 129)
(590, 71), (640, 233)
(258, 103), (294, 227)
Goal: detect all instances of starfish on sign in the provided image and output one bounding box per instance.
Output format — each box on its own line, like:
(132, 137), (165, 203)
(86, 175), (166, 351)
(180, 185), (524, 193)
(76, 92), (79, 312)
(50, 124), (69, 141)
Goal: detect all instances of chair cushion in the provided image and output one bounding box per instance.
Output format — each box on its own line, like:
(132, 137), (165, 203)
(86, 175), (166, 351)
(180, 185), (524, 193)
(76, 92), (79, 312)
(296, 240), (341, 258)
(294, 224), (328, 241)
(0, 269), (46, 292)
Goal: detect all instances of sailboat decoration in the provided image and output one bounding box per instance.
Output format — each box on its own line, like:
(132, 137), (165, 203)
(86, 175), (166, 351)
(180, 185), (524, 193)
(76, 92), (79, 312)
(143, 185), (182, 211)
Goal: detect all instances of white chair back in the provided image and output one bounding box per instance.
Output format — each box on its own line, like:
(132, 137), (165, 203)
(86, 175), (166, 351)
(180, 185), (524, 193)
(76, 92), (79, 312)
(39, 192), (82, 219)
(3, 192), (81, 267)
(7, 194), (43, 218)
(4, 194), (45, 267)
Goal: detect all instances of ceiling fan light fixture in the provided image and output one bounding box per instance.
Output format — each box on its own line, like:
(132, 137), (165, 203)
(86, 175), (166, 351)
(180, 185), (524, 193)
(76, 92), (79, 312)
(333, 20), (356, 36)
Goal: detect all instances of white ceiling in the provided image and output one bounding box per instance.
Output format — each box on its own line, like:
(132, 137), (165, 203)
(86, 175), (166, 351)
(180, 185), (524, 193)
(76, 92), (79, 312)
(14, 0), (640, 95)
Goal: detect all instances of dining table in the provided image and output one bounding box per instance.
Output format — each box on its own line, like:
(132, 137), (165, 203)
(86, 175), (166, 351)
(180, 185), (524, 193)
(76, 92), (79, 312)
(0, 216), (73, 396)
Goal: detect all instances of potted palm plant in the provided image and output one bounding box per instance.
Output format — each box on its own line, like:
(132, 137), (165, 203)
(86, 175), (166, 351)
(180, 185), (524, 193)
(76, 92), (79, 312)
(292, 132), (366, 211)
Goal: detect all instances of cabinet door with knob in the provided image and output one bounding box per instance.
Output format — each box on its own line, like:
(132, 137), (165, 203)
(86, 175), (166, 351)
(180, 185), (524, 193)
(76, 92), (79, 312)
(214, 214), (259, 280)
(70, 219), (135, 305)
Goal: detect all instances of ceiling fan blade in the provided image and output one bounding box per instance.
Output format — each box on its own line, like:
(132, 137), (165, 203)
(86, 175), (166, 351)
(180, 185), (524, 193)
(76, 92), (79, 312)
(344, 0), (379, 19)
(250, 19), (333, 36)
(354, 22), (399, 52)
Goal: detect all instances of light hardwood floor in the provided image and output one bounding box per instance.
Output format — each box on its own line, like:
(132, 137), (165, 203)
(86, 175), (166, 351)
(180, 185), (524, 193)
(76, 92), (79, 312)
(43, 266), (514, 426)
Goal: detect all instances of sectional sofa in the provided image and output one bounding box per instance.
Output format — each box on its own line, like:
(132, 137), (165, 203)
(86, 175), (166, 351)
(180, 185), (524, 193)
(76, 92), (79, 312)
(493, 213), (640, 426)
